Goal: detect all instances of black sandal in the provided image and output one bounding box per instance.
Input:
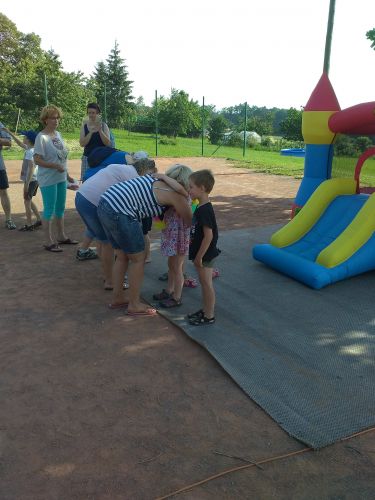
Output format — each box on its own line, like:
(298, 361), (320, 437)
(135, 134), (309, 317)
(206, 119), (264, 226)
(187, 309), (204, 320)
(189, 315), (215, 326)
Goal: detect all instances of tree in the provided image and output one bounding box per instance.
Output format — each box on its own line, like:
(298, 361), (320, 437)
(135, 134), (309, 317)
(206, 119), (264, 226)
(157, 89), (201, 137)
(279, 108), (303, 141)
(208, 115), (229, 144)
(90, 41), (134, 128)
(366, 28), (375, 49)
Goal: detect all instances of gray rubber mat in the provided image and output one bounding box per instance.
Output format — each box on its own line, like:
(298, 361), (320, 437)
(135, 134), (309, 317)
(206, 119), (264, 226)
(143, 225), (375, 448)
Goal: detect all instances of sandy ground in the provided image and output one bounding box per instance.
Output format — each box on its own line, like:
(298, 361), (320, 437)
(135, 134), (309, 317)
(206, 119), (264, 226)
(0, 157), (374, 499)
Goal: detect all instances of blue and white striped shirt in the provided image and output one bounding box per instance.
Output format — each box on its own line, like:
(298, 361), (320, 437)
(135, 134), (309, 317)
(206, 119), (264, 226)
(100, 174), (165, 220)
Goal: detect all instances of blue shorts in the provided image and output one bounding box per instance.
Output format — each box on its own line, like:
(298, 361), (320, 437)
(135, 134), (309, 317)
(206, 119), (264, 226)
(97, 199), (145, 254)
(75, 192), (108, 242)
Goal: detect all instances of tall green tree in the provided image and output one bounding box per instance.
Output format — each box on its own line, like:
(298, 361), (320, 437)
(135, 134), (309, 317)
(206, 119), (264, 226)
(157, 89), (202, 137)
(90, 42), (134, 128)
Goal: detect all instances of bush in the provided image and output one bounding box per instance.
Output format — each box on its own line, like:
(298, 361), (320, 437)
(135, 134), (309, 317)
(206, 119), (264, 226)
(158, 136), (177, 145)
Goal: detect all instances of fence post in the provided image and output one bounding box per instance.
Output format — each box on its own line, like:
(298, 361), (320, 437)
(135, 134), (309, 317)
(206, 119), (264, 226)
(201, 96), (205, 156)
(155, 90), (158, 157)
(44, 73), (49, 105)
(243, 101), (248, 157)
(15, 108), (21, 133)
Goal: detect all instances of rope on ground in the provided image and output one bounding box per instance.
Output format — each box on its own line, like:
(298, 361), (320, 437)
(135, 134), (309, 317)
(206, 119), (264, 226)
(155, 426), (375, 500)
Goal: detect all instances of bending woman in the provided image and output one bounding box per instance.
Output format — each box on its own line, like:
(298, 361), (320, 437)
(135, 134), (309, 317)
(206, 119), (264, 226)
(98, 173), (192, 315)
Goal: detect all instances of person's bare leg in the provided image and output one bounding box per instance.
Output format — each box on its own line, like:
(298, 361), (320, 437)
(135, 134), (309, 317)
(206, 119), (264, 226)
(127, 251), (153, 313)
(42, 218), (55, 246)
(30, 200), (41, 222)
(0, 189), (11, 220)
(79, 235), (93, 251)
(101, 242), (114, 289)
(24, 199), (33, 226)
(144, 233), (151, 263)
(111, 250), (129, 305)
(196, 266), (215, 318)
(170, 255), (185, 301)
(55, 216), (68, 242)
(166, 256), (176, 295)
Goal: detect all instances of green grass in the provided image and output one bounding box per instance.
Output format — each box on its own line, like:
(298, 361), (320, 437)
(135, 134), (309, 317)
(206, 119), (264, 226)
(2, 129), (305, 177)
(4, 129), (374, 183)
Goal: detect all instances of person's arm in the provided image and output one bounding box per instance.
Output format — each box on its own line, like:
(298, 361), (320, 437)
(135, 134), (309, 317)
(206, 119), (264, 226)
(1, 127), (27, 149)
(79, 123), (94, 147)
(152, 174), (189, 197)
(33, 154), (65, 172)
(98, 123), (111, 146)
(194, 226), (213, 267)
(0, 134), (11, 148)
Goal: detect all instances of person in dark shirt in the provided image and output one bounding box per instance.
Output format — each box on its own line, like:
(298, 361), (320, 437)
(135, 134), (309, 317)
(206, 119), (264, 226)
(188, 169), (220, 325)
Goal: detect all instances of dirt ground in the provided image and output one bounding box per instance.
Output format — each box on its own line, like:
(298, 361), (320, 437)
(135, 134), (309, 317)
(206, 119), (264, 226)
(1, 157), (374, 500)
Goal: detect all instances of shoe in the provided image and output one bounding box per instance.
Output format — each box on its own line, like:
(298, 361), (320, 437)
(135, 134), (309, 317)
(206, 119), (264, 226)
(183, 277), (198, 288)
(58, 238), (79, 245)
(44, 243), (63, 253)
(158, 272), (169, 282)
(5, 220), (16, 230)
(159, 297), (182, 308)
(76, 248), (98, 261)
(19, 224), (34, 232)
(212, 268), (220, 279)
(187, 309), (204, 320)
(153, 289), (171, 301)
(32, 220), (42, 229)
(123, 274), (129, 289)
(189, 315), (215, 326)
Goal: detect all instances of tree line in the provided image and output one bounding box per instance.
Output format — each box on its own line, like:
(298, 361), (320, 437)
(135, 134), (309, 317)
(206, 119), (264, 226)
(1, 13), (373, 152)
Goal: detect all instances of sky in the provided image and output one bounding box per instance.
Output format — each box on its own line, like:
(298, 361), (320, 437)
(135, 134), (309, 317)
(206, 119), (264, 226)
(1, 0), (374, 110)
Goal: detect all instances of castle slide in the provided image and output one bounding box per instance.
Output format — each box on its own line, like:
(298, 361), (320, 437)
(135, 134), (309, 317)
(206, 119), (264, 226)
(253, 178), (375, 289)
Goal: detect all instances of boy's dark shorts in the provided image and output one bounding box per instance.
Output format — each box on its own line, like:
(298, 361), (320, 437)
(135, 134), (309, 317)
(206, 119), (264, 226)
(0, 170), (9, 190)
(26, 180), (39, 199)
(142, 216), (152, 235)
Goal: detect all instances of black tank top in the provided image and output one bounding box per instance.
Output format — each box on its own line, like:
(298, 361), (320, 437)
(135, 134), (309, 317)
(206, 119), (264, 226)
(83, 123), (107, 156)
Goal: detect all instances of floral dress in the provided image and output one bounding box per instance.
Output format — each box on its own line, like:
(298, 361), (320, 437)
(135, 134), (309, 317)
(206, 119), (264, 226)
(160, 200), (191, 257)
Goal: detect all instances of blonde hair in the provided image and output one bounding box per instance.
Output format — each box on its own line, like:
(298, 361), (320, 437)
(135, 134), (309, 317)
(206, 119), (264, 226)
(40, 105), (63, 124)
(165, 164), (193, 190)
(133, 158), (156, 176)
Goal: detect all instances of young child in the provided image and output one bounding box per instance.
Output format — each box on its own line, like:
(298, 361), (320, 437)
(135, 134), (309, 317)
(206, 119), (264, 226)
(153, 164), (193, 308)
(3, 128), (42, 231)
(187, 169), (220, 325)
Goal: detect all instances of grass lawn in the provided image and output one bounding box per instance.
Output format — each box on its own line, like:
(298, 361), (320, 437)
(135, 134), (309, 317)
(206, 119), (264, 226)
(2, 129), (305, 178)
(4, 129), (374, 182)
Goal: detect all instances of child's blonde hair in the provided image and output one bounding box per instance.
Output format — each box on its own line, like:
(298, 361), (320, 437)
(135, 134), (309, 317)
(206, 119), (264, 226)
(165, 164), (193, 190)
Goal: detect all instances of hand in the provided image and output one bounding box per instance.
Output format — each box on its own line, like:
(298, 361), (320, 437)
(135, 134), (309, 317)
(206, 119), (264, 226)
(67, 174), (74, 183)
(55, 163), (65, 173)
(23, 188), (29, 200)
(151, 173), (164, 179)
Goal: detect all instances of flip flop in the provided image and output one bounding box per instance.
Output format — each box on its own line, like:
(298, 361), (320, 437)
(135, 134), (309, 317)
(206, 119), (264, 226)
(104, 286), (114, 291)
(57, 238), (79, 245)
(44, 244), (63, 253)
(108, 302), (129, 309)
(127, 308), (157, 317)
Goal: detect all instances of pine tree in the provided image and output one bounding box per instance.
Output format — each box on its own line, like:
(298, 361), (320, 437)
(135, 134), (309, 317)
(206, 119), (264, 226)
(106, 41), (133, 127)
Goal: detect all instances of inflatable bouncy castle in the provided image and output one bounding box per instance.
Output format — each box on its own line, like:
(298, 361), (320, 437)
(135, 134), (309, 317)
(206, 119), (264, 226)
(253, 73), (375, 289)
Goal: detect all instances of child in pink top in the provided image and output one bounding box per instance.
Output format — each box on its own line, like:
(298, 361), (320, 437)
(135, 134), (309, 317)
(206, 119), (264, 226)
(153, 164), (193, 308)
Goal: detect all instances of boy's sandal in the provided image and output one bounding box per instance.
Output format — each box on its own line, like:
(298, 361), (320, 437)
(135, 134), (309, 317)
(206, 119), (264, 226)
(44, 243), (63, 253)
(187, 309), (204, 320)
(5, 220), (16, 230)
(189, 315), (215, 326)
(153, 289), (171, 301)
(159, 297), (182, 308)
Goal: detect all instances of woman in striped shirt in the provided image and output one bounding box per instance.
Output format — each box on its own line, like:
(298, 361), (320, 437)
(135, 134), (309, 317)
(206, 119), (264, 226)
(98, 173), (192, 316)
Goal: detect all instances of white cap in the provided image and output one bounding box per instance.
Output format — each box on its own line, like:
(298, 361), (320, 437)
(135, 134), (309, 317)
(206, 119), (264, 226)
(133, 150), (148, 160)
